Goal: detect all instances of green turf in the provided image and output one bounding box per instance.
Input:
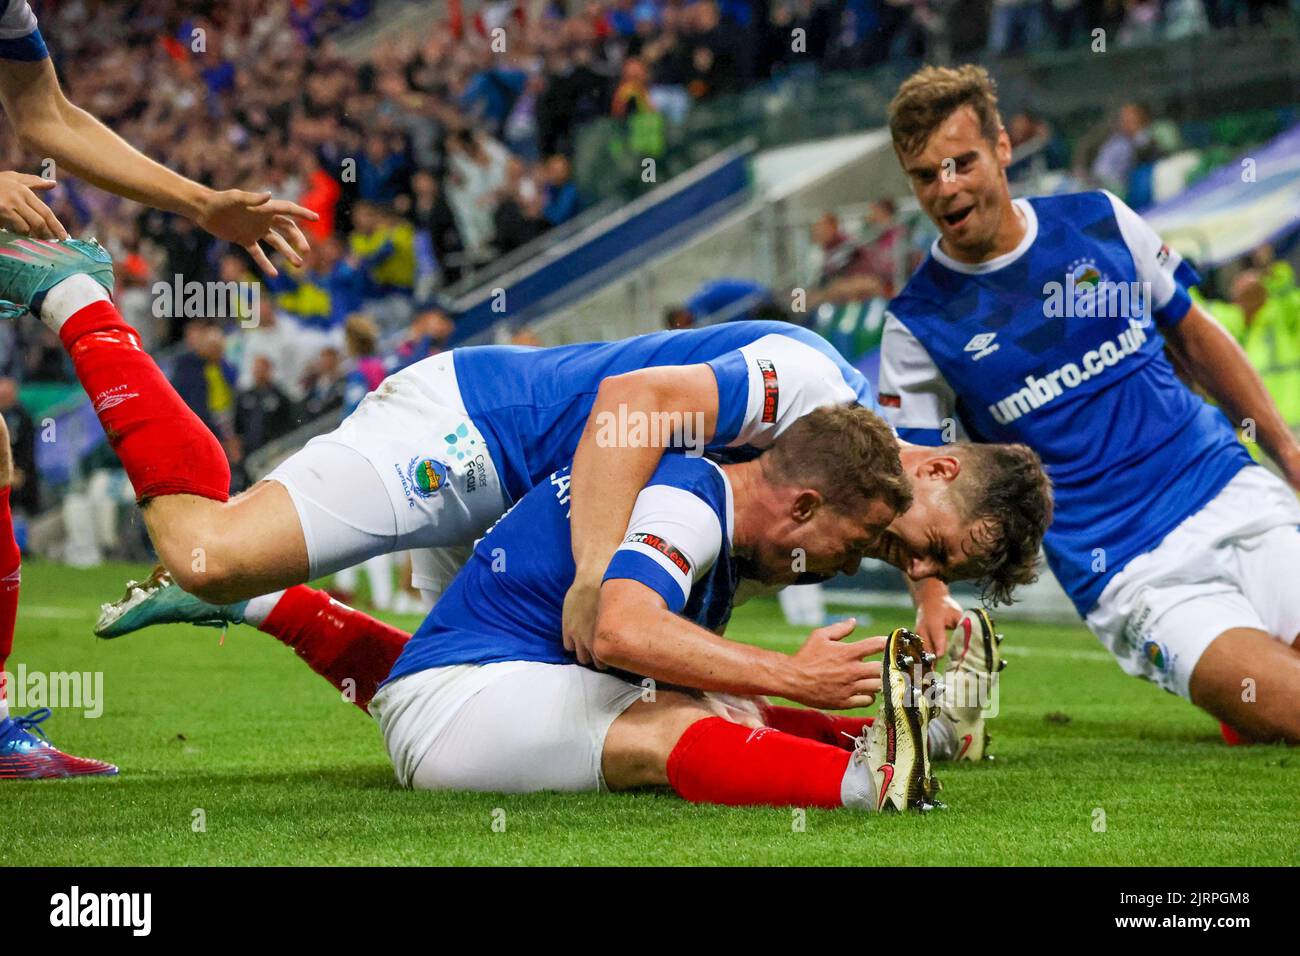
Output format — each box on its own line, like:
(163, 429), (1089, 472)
(2, 560), (1296, 866)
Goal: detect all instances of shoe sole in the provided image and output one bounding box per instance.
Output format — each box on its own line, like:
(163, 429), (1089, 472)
(953, 607), (1002, 762)
(94, 566), (172, 638)
(878, 627), (939, 811)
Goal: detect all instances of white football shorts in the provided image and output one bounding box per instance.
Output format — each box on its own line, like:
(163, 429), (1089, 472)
(369, 661), (645, 793)
(1086, 465), (1300, 699)
(264, 353), (508, 587)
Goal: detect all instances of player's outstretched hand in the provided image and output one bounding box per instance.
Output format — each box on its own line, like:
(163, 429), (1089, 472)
(561, 576), (603, 668)
(785, 617), (884, 711)
(914, 587), (963, 656)
(194, 189), (319, 277)
(0, 171), (67, 240)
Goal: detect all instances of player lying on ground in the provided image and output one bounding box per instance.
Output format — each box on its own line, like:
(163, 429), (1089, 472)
(0, 1), (316, 273)
(101, 406), (1028, 810)
(875, 64), (1300, 744)
(0, 413), (117, 777)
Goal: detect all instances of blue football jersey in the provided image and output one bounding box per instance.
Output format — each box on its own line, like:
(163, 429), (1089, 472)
(0, 1), (46, 60)
(451, 320), (875, 502)
(878, 191), (1253, 615)
(385, 454), (738, 681)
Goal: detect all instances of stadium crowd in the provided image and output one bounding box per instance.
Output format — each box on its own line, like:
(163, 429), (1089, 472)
(0, 0), (1292, 546)
(3, 0), (1285, 358)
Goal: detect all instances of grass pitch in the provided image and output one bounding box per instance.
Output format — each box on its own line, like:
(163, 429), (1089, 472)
(3, 560), (1296, 866)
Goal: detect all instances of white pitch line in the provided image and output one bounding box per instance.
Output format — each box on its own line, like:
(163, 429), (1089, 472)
(999, 645), (1114, 663)
(19, 606), (92, 619)
(753, 629), (1114, 663)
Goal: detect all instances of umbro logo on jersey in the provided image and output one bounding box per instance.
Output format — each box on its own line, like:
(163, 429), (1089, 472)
(964, 333), (1000, 361)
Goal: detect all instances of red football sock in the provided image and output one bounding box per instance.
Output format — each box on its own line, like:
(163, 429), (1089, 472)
(258, 585), (410, 712)
(666, 716), (851, 808)
(758, 703), (873, 750)
(0, 488), (18, 713)
(59, 300), (229, 503)
(1220, 721), (1254, 746)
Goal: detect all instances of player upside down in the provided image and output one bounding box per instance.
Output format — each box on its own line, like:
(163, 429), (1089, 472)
(95, 406), (1006, 810)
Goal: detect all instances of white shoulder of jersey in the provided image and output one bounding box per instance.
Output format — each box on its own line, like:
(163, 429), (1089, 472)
(876, 311), (959, 435)
(616, 478), (726, 605)
(0, 0), (36, 39)
(729, 333), (859, 448)
(1101, 189), (1184, 312)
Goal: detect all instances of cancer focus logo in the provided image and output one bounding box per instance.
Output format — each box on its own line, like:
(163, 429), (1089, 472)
(406, 457), (449, 498)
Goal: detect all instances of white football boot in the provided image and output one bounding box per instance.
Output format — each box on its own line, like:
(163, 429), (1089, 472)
(842, 627), (942, 811)
(935, 607), (1004, 762)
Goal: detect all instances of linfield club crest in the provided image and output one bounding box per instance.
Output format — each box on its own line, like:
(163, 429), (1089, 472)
(406, 457), (449, 498)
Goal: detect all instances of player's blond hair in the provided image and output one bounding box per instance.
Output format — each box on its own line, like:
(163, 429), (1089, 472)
(888, 64), (1003, 157)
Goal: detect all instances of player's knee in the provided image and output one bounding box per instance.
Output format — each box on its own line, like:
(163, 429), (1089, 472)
(603, 693), (712, 790)
(168, 539), (251, 604)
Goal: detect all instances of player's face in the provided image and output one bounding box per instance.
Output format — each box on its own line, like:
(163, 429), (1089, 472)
(898, 105), (1014, 261)
(869, 479), (990, 584)
(749, 495), (898, 586)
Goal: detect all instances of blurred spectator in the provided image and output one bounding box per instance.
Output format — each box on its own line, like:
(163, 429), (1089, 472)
(300, 346), (347, 420)
(237, 297), (315, 404)
(446, 128), (511, 257)
(989, 0), (1046, 56)
(234, 355), (297, 458)
(1081, 102), (1161, 197)
(492, 156), (548, 255)
(1231, 269), (1300, 426)
(541, 154), (581, 227)
(172, 321), (237, 442)
(856, 200), (910, 297)
(0, 378), (37, 514)
(395, 307), (456, 369)
(342, 314), (391, 418)
(410, 169), (466, 287)
(665, 277), (783, 329)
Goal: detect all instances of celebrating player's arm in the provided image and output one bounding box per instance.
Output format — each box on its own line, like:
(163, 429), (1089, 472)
(590, 469), (886, 710)
(0, 4), (316, 273)
(565, 362), (720, 665)
(598, 584), (883, 710)
(0, 169), (62, 238)
(564, 330), (872, 665)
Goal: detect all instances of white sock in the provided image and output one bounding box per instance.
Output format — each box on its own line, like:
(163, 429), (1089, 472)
(38, 274), (111, 334)
(928, 716), (958, 761)
(242, 590), (286, 628)
(0, 691), (9, 722)
(840, 753), (879, 811)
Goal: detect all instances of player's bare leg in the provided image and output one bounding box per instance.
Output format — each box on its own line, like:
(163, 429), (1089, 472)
(1190, 628), (1300, 744)
(0, 234), (314, 603)
(140, 484), (309, 603)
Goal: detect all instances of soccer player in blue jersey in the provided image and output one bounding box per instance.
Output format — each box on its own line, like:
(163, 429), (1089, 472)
(0, 1), (318, 777)
(875, 65), (1300, 744)
(106, 406), (1022, 810)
